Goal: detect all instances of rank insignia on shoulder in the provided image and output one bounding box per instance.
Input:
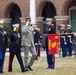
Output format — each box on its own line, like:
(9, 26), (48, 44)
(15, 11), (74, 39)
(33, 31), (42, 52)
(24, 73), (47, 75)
(3, 31), (6, 34)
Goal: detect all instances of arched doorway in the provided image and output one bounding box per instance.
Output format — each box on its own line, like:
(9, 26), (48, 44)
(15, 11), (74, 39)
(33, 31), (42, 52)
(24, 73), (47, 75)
(42, 2), (56, 19)
(5, 3), (21, 32)
(10, 4), (21, 32)
(42, 2), (56, 34)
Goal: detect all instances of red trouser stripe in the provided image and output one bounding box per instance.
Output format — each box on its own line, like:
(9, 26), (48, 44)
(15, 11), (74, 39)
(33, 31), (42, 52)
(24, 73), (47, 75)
(52, 55), (54, 68)
(8, 52), (12, 70)
(36, 45), (39, 60)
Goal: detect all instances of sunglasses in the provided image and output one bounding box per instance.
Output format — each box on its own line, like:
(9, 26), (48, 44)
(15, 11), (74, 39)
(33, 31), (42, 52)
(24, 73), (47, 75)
(26, 20), (31, 22)
(47, 21), (49, 22)
(29, 20), (31, 22)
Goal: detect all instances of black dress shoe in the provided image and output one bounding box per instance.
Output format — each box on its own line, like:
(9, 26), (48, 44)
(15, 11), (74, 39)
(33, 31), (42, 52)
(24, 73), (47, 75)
(46, 67), (54, 69)
(46, 67), (51, 69)
(0, 71), (3, 74)
(22, 69), (28, 72)
(8, 70), (12, 72)
(28, 65), (33, 71)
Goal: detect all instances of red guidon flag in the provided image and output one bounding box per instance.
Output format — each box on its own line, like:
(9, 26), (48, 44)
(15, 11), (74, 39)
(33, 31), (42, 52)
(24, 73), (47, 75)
(48, 34), (59, 54)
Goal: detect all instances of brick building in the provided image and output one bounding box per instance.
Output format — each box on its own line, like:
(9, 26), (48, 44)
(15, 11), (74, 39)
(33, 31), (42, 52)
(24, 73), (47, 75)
(0, 0), (76, 34)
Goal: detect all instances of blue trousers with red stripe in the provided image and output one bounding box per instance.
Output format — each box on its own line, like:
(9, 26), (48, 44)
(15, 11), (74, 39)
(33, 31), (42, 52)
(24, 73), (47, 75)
(61, 43), (67, 57)
(0, 51), (5, 73)
(46, 47), (55, 68)
(67, 42), (72, 56)
(35, 45), (39, 60)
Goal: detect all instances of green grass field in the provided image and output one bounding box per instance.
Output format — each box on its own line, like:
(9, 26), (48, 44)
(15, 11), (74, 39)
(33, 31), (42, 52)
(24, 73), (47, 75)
(2, 56), (76, 75)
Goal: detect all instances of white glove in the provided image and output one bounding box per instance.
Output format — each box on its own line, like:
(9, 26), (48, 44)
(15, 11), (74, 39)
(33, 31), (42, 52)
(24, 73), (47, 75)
(6, 48), (9, 51)
(26, 20), (29, 26)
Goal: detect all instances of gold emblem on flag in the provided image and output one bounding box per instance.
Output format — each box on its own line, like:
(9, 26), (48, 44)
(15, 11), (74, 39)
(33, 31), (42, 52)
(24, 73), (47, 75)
(48, 40), (51, 50)
(51, 42), (56, 48)
(55, 36), (58, 39)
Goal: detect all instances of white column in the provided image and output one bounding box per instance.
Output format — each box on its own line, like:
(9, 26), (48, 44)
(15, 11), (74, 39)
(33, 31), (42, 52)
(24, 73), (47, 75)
(30, 0), (36, 24)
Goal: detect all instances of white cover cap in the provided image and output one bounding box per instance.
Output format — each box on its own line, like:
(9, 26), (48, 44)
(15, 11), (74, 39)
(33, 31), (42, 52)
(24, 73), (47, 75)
(0, 19), (4, 24)
(60, 24), (65, 26)
(32, 25), (37, 27)
(67, 24), (71, 27)
(46, 18), (53, 21)
(12, 24), (20, 27)
(36, 28), (40, 31)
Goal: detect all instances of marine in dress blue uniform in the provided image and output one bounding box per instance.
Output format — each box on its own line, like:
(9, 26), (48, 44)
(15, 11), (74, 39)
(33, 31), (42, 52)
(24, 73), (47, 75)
(33, 25), (38, 60)
(45, 18), (56, 69)
(0, 20), (8, 73)
(66, 24), (74, 56)
(36, 28), (41, 57)
(33, 25), (40, 60)
(8, 24), (26, 72)
(60, 24), (67, 57)
(74, 32), (76, 55)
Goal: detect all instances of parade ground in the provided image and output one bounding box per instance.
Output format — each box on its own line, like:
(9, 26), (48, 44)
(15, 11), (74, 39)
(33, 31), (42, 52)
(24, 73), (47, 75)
(1, 50), (76, 75)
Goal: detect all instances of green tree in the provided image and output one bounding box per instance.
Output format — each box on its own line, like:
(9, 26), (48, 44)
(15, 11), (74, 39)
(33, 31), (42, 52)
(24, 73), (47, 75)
(4, 23), (12, 33)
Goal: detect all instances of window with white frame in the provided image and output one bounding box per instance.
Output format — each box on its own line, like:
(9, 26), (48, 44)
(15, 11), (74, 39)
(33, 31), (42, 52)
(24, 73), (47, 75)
(69, 7), (76, 32)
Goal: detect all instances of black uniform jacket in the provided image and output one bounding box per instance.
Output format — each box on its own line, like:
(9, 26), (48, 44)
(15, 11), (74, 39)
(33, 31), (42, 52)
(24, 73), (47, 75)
(66, 30), (74, 43)
(46, 25), (56, 34)
(45, 25), (56, 48)
(8, 31), (21, 53)
(0, 28), (8, 51)
(34, 30), (40, 44)
(60, 30), (67, 44)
